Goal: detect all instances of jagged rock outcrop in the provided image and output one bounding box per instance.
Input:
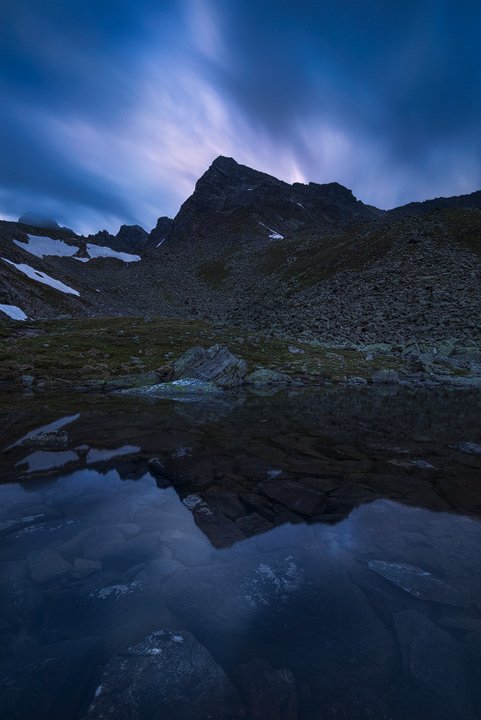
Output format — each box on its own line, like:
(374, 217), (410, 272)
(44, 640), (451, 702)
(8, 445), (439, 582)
(2, 157), (481, 349)
(173, 344), (247, 388)
(88, 224), (150, 253)
(114, 224), (150, 251)
(149, 216), (174, 246)
(167, 155), (382, 247)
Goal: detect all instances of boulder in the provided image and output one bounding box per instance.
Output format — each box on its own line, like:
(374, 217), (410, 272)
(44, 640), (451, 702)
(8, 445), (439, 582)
(162, 552), (396, 696)
(245, 368), (292, 386)
(453, 441), (481, 455)
(238, 658), (297, 720)
(371, 368), (400, 384)
(368, 561), (470, 607)
(0, 637), (99, 720)
(27, 549), (72, 583)
(394, 610), (469, 712)
(120, 379), (224, 398)
(82, 630), (244, 719)
(172, 344), (247, 388)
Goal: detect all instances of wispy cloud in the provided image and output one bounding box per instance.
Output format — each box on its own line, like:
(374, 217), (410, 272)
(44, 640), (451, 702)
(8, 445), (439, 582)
(1, 0), (481, 233)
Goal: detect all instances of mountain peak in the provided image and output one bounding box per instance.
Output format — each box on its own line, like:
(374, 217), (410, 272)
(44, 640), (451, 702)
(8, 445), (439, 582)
(18, 212), (61, 230)
(210, 155), (239, 171)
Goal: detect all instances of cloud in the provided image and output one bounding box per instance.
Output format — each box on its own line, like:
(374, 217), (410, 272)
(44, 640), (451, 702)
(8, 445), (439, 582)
(1, 0), (481, 233)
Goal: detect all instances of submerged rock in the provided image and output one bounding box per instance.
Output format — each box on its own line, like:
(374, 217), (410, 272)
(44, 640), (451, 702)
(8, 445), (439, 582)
(27, 549), (72, 584)
(368, 561), (471, 607)
(394, 610), (469, 712)
(82, 630), (244, 719)
(238, 658), (297, 720)
(173, 344), (247, 387)
(1, 637), (99, 720)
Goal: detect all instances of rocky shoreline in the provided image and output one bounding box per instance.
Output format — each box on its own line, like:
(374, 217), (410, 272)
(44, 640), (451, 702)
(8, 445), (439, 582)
(1, 315), (481, 398)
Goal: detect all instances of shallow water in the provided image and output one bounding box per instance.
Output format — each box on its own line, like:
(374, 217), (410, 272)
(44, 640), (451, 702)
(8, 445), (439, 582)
(1, 386), (481, 719)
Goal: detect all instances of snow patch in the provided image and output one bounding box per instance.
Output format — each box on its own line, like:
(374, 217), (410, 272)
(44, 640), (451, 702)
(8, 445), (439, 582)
(258, 222), (284, 240)
(155, 238), (166, 248)
(86, 243), (140, 262)
(267, 468), (282, 480)
(0, 303), (27, 321)
(14, 235), (79, 258)
(2, 258), (80, 296)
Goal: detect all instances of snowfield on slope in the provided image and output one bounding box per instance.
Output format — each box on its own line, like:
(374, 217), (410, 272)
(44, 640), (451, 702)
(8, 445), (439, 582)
(0, 303), (28, 321)
(12, 235), (140, 263)
(86, 244), (140, 262)
(14, 235), (80, 258)
(258, 222), (284, 240)
(2, 258), (80, 296)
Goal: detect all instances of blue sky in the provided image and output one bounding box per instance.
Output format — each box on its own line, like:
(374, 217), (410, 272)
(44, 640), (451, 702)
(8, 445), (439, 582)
(1, 0), (480, 233)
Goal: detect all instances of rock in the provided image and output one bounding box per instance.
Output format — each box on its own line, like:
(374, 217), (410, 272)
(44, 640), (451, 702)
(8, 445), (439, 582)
(439, 616), (481, 634)
(347, 376), (368, 384)
(120, 378), (224, 398)
(0, 576), (41, 628)
(77, 374), (161, 391)
(453, 441), (481, 455)
(149, 215), (174, 245)
(20, 374), (35, 388)
(27, 549), (72, 583)
(445, 375), (481, 388)
(82, 526), (126, 561)
(245, 368), (292, 386)
(0, 637), (100, 720)
(72, 558), (102, 579)
(162, 553), (395, 695)
(371, 368), (400, 384)
(238, 658), (297, 719)
(82, 630), (244, 719)
(173, 344), (247, 387)
(394, 610), (469, 712)
(368, 561), (471, 607)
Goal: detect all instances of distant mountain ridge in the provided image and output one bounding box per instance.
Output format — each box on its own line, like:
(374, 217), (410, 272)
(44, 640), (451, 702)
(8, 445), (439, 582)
(387, 189), (481, 219)
(2, 155), (481, 347)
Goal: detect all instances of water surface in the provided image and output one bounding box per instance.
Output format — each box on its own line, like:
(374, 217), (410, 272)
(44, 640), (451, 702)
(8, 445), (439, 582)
(1, 386), (481, 719)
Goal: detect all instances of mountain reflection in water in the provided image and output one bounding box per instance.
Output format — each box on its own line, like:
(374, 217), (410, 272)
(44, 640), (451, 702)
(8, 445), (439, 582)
(0, 385), (481, 719)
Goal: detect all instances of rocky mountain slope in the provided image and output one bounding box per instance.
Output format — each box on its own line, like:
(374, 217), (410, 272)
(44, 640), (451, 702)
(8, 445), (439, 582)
(1, 156), (480, 351)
